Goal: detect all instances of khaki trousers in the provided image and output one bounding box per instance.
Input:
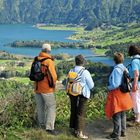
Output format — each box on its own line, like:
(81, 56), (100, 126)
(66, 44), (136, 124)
(35, 93), (56, 130)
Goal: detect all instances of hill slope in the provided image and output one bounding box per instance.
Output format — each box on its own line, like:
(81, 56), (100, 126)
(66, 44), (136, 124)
(0, 0), (140, 26)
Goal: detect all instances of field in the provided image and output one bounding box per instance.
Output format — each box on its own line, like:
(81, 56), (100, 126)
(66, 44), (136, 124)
(38, 23), (140, 56)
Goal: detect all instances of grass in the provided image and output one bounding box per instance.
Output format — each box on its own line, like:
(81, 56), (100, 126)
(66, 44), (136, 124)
(93, 48), (107, 55)
(0, 60), (14, 64)
(9, 77), (30, 84)
(14, 66), (29, 73)
(70, 23), (140, 48)
(3, 127), (79, 140)
(38, 24), (84, 32)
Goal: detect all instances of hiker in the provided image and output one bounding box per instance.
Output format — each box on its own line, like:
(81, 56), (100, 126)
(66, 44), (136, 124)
(33, 43), (58, 135)
(128, 45), (140, 124)
(105, 52), (133, 140)
(67, 54), (94, 139)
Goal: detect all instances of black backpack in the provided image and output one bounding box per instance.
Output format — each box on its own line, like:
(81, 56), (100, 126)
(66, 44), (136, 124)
(29, 57), (48, 82)
(29, 56), (54, 88)
(117, 67), (132, 93)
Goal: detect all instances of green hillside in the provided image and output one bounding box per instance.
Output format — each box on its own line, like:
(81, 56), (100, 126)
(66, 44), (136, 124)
(0, 0), (140, 27)
(70, 23), (140, 55)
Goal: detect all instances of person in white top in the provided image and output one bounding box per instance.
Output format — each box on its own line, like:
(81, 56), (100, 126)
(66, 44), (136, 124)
(68, 54), (94, 139)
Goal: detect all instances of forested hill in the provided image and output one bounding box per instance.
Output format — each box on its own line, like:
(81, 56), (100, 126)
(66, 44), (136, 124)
(0, 0), (140, 27)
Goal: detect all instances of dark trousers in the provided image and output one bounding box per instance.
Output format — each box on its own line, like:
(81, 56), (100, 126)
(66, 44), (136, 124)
(112, 111), (126, 136)
(69, 95), (87, 131)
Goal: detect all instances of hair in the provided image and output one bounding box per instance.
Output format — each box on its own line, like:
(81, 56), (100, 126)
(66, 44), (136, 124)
(128, 45), (140, 56)
(113, 52), (124, 64)
(75, 54), (85, 66)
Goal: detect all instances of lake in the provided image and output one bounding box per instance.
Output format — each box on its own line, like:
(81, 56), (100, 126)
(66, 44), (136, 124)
(0, 24), (129, 66)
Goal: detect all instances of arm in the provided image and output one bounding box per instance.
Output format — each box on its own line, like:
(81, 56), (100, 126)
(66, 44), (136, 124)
(132, 70), (139, 92)
(85, 70), (94, 90)
(132, 60), (139, 92)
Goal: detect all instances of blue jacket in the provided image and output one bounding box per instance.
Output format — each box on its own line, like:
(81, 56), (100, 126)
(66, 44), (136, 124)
(108, 63), (127, 91)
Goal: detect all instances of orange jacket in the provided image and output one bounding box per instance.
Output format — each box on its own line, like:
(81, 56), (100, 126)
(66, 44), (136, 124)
(34, 52), (57, 94)
(104, 88), (133, 119)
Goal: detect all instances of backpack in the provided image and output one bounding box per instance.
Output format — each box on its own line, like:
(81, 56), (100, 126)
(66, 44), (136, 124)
(29, 57), (54, 87)
(117, 67), (132, 93)
(66, 68), (85, 96)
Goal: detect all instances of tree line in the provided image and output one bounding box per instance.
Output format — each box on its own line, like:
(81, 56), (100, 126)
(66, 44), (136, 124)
(0, 0), (140, 28)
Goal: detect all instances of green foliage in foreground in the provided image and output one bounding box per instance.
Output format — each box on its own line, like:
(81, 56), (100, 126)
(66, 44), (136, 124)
(0, 128), (79, 140)
(0, 79), (107, 139)
(0, 56), (133, 139)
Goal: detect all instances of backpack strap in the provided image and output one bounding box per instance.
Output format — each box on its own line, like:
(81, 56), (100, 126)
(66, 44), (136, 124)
(132, 57), (140, 61)
(72, 68), (85, 81)
(72, 68), (85, 75)
(34, 56), (54, 89)
(114, 66), (127, 81)
(115, 66), (126, 72)
(78, 68), (85, 76)
(126, 57), (140, 68)
(34, 56), (52, 63)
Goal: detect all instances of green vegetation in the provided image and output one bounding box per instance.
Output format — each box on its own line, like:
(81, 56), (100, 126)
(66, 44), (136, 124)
(0, 52), (110, 139)
(0, 0), (140, 27)
(69, 23), (140, 56)
(9, 77), (30, 84)
(38, 24), (84, 32)
(71, 23), (140, 47)
(92, 48), (107, 55)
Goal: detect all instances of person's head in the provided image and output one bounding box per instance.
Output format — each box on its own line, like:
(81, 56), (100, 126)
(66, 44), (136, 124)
(113, 52), (124, 64)
(42, 43), (51, 53)
(75, 54), (86, 66)
(128, 45), (140, 56)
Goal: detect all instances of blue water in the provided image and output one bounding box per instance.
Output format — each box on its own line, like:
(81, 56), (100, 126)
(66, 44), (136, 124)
(0, 24), (94, 56)
(0, 24), (130, 66)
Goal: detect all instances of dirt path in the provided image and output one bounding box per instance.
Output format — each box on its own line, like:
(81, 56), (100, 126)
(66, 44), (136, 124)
(56, 82), (140, 140)
(84, 119), (140, 140)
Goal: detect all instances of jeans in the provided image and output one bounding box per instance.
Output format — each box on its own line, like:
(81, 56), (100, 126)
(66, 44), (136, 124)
(112, 111), (126, 136)
(69, 95), (87, 131)
(35, 93), (56, 130)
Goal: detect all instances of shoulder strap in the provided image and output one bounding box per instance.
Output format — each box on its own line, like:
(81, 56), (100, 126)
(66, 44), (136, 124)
(78, 68), (85, 76)
(72, 68), (85, 75)
(132, 57), (140, 61)
(34, 56), (52, 63)
(115, 66), (126, 72)
(131, 57), (140, 65)
(126, 63), (131, 68)
(126, 58), (140, 69)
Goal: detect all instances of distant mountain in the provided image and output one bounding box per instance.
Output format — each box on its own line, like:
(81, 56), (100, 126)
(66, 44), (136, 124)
(0, 0), (140, 27)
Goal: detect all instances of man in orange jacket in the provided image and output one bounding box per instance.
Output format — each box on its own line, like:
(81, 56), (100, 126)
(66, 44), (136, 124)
(34, 43), (58, 135)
